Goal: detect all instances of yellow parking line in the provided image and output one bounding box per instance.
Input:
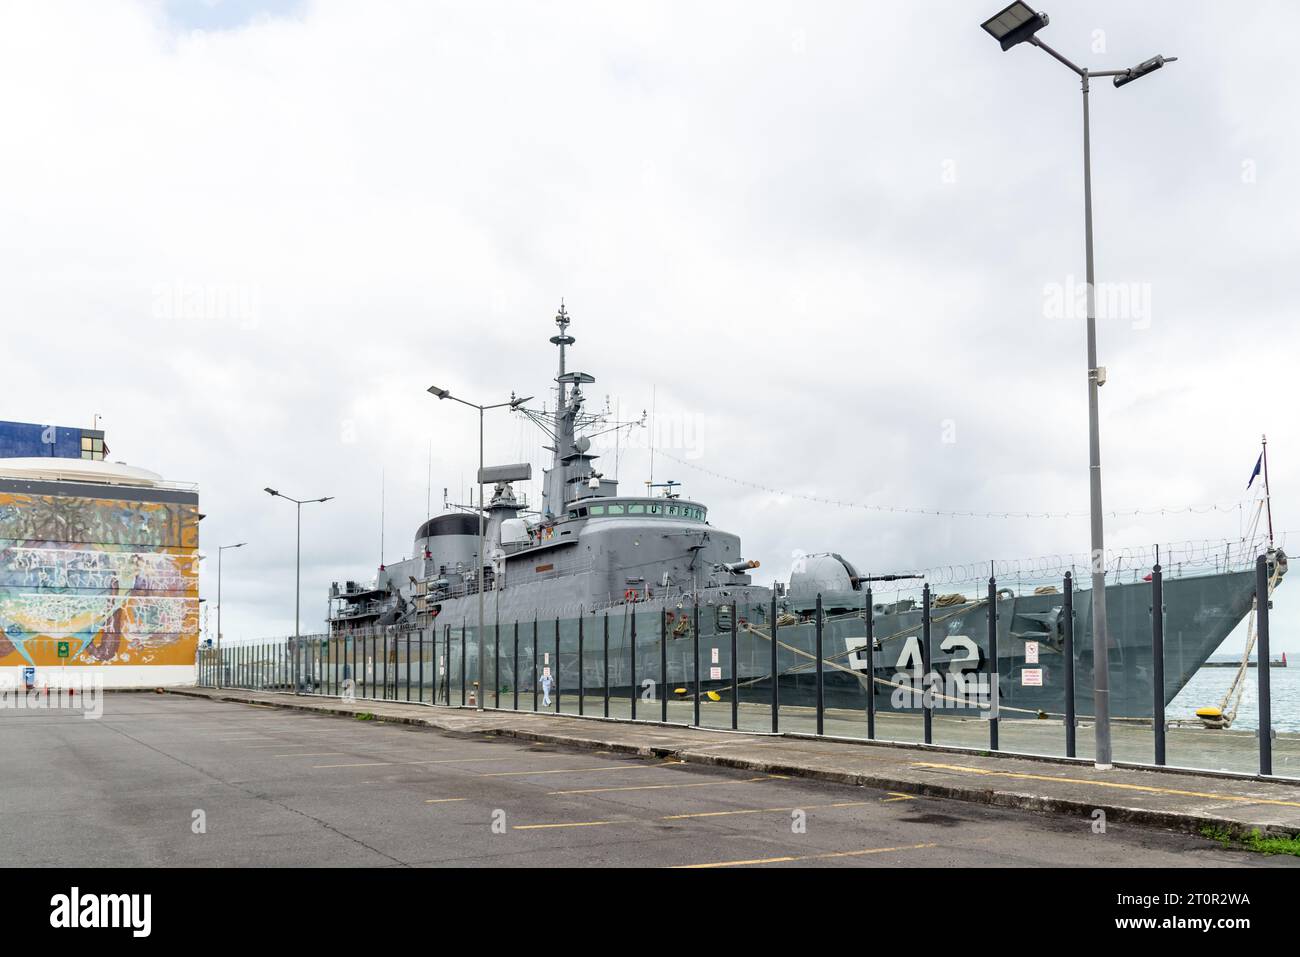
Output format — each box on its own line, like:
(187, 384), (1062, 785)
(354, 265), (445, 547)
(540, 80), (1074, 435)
(911, 762), (1300, 809)
(548, 775), (783, 796)
(673, 842), (938, 869)
(514, 800), (874, 830)
(515, 820), (618, 829)
(883, 793), (916, 803)
(664, 800), (873, 820)
(479, 764), (673, 778)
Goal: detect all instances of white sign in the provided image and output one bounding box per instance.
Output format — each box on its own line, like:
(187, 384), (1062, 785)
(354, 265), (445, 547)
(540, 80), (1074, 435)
(1021, 668), (1043, 687)
(544, 652), (550, 665)
(711, 648), (720, 664)
(1025, 642), (1039, 664)
(709, 667), (722, 680)
(542, 666), (551, 678)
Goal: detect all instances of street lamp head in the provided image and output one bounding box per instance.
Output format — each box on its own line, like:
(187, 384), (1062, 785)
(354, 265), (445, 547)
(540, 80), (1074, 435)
(427, 385), (450, 399)
(981, 1), (1049, 51)
(264, 488), (279, 497)
(316, 496), (335, 503)
(509, 394), (534, 409)
(1113, 55), (1177, 88)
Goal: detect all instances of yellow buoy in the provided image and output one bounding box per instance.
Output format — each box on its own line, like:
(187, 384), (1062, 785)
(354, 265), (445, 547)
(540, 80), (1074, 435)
(1195, 706), (1225, 730)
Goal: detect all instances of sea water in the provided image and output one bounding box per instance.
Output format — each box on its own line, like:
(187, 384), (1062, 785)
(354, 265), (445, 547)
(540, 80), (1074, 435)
(1169, 665), (1300, 732)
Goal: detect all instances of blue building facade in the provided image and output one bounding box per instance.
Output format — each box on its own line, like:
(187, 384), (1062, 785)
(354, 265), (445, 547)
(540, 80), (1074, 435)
(0, 420), (106, 460)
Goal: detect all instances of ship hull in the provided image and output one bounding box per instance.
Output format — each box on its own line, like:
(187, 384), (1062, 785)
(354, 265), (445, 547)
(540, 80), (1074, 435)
(352, 569), (1257, 722)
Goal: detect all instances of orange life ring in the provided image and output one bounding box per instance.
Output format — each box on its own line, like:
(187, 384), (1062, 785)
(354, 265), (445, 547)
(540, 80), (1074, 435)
(624, 588), (638, 602)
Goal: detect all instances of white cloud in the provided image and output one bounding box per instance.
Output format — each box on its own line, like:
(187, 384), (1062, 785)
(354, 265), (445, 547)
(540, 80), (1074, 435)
(1, 0), (1296, 652)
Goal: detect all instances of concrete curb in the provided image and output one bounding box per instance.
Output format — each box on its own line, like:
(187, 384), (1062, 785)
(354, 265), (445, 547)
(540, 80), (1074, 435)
(167, 688), (1300, 841)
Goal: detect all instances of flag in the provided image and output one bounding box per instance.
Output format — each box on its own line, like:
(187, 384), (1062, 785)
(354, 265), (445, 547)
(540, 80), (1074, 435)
(1246, 452), (1263, 489)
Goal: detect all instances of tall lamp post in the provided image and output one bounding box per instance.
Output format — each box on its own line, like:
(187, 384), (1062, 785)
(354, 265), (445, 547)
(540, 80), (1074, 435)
(426, 387), (530, 710)
(980, 2), (1177, 768)
(265, 488), (334, 693)
(215, 542), (247, 688)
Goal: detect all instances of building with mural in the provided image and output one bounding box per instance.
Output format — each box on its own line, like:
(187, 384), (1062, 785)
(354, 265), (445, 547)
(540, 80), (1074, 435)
(0, 421), (200, 688)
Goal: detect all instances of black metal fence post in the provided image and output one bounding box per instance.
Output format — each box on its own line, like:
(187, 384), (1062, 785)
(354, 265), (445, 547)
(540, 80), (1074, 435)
(460, 622), (467, 706)
(1151, 562), (1166, 766)
(495, 621), (501, 709)
(865, 589), (875, 740)
(661, 608), (668, 723)
(922, 584), (933, 744)
(578, 614), (585, 716)
(1063, 572), (1076, 758)
(630, 609), (637, 721)
(988, 574), (999, 751)
(770, 594), (779, 733)
(602, 612), (610, 717)
(815, 594), (825, 736)
(419, 632), (424, 703)
(513, 621), (520, 711)
(692, 600), (701, 727)
(1257, 554), (1273, 776)
(532, 616), (539, 713)
(554, 617), (561, 714)
(730, 602), (738, 730)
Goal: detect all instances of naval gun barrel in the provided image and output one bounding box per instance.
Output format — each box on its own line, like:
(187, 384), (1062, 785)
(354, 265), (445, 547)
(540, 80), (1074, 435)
(720, 560), (760, 574)
(857, 573), (924, 583)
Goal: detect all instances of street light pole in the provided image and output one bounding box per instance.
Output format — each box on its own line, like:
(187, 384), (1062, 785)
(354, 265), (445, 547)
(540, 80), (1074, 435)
(265, 488), (334, 693)
(478, 403), (485, 709)
(427, 386), (530, 711)
(215, 542), (247, 689)
(980, 2), (1177, 768)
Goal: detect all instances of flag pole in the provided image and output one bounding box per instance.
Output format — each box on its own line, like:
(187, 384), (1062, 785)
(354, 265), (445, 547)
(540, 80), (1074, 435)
(1262, 434), (1274, 549)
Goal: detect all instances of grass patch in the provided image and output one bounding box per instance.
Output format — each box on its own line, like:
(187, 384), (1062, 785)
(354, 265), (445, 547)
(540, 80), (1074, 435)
(354, 712), (376, 722)
(1199, 824), (1300, 857)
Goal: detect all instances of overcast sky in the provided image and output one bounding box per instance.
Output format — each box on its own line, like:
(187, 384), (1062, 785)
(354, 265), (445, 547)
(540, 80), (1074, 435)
(2, 0), (1296, 653)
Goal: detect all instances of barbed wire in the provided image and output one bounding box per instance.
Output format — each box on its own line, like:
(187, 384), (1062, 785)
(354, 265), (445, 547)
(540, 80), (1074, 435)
(655, 448), (1260, 522)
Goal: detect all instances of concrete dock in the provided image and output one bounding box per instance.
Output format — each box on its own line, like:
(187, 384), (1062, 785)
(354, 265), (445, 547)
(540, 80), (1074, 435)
(4, 690), (1298, 868)
(171, 687), (1300, 844)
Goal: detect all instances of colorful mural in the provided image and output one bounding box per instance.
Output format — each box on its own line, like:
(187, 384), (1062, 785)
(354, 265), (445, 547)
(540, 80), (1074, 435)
(0, 491), (199, 669)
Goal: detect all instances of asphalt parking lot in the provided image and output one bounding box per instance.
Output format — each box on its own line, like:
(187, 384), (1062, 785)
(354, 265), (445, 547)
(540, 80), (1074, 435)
(1, 693), (1293, 868)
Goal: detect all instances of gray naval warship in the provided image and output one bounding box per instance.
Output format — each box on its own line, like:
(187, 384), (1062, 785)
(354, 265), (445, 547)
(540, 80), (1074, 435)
(328, 304), (1285, 721)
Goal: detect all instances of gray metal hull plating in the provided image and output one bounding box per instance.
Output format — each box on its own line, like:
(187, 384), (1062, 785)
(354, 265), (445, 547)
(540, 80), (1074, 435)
(417, 569), (1256, 721)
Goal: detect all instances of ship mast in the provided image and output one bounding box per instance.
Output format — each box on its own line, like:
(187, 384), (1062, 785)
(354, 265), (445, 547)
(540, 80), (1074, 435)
(550, 300), (573, 426)
(1262, 433), (1274, 549)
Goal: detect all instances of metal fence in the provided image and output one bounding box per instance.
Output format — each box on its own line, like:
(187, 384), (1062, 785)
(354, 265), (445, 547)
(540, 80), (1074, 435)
(197, 553), (1295, 780)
